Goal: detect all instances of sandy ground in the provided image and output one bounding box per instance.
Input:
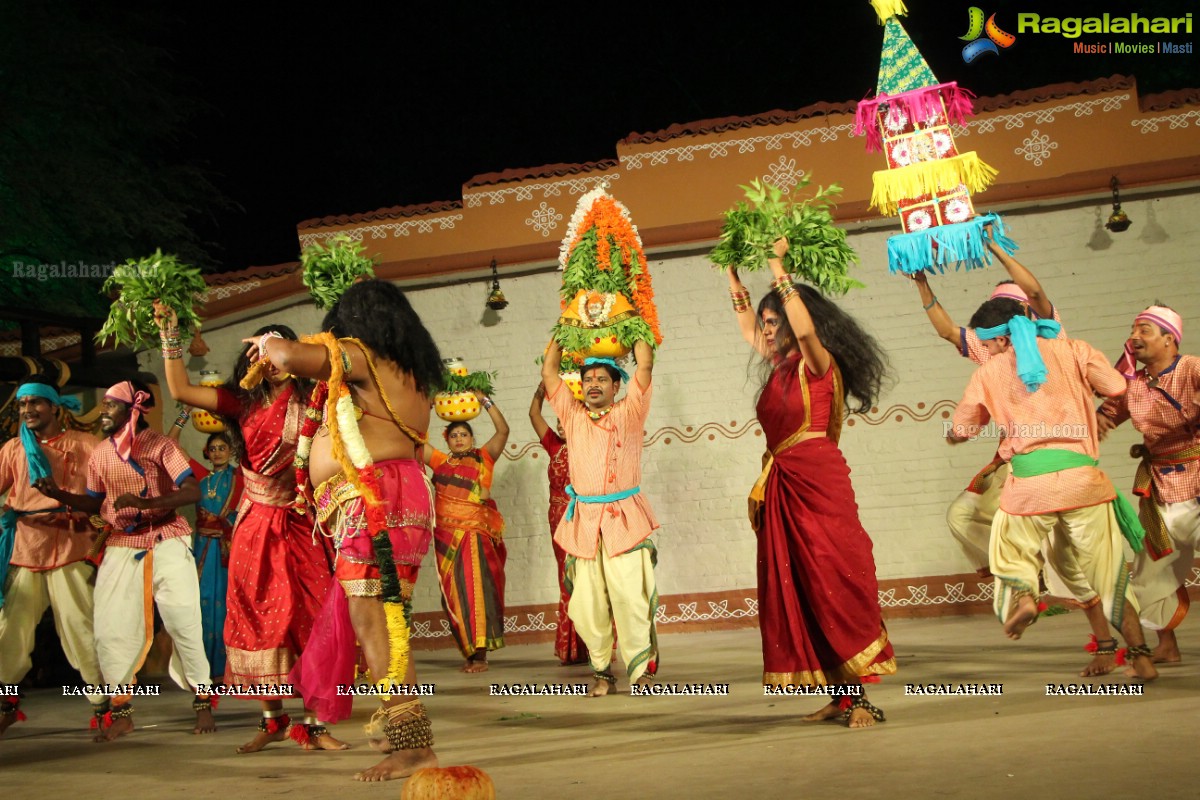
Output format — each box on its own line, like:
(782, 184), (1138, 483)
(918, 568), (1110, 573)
(2, 613), (1197, 799)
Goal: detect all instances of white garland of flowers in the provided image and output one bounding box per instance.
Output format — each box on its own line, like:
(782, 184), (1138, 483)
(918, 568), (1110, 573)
(558, 187), (606, 270)
(335, 389), (372, 471)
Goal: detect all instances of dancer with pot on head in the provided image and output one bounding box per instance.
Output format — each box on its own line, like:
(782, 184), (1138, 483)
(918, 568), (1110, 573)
(727, 237), (895, 728)
(427, 382), (510, 673)
(153, 302), (344, 753)
(37, 380), (217, 741)
(530, 384), (588, 666)
(0, 376), (105, 735)
(541, 337), (660, 696)
(257, 279), (445, 782)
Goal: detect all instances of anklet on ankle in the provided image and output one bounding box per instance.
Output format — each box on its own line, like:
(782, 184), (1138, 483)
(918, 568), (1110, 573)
(382, 701), (433, 751)
(1126, 644), (1153, 660)
(840, 696), (886, 725)
(192, 695), (218, 713)
(289, 715), (329, 746)
(0, 695), (26, 723)
(109, 702), (134, 720)
(258, 710), (289, 734)
(592, 670), (616, 685)
(1086, 636), (1119, 656)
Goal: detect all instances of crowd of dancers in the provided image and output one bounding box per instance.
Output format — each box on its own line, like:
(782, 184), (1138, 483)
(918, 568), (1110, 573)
(0, 234), (1194, 780)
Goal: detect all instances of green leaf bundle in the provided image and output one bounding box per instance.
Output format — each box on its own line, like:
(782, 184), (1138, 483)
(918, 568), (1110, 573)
(440, 370), (496, 397)
(96, 250), (207, 349)
(300, 234), (377, 310)
(554, 317), (656, 356)
(709, 178), (864, 295)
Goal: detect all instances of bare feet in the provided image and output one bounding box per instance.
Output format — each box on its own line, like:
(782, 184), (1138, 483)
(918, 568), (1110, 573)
(0, 713), (17, 738)
(460, 654), (489, 674)
(94, 715), (133, 743)
(1003, 594), (1038, 640)
(1153, 631), (1182, 664)
(1124, 651), (1160, 682)
(1079, 653), (1116, 677)
(847, 707), (878, 729)
(236, 726), (288, 754)
(800, 702), (842, 723)
(589, 675), (614, 697)
(194, 707), (217, 735)
(297, 730), (351, 751)
(353, 748), (438, 782)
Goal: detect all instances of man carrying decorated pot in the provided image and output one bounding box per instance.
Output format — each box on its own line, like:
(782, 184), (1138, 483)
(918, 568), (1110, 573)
(540, 337), (659, 696)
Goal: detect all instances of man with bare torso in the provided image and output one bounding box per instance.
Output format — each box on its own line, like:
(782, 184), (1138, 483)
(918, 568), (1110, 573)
(257, 280), (445, 782)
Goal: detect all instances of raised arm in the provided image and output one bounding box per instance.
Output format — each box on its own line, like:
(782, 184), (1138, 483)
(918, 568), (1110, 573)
(769, 238), (830, 377)
(909, 272), (960, 348)
(632, 339), (654, 389)
(154, 301), (222, 411)
(529, 384), (550, 440)
(541, 338), (564, 397)
(166, 406), (191, 443)
(987, 239), (1053, 320)
(728, 267), (769, 358)
(478, 391), (510, 462)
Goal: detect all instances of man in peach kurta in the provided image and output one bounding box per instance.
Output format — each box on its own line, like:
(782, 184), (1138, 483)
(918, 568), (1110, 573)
(1097, 305), (1200, 663)
(542, 339), (659, 695)
(0, 380), (104, 734)
(949, 298), (1157, 679)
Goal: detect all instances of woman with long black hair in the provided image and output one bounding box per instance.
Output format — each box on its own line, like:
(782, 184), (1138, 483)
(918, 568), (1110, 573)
(728, 238), (896, 729)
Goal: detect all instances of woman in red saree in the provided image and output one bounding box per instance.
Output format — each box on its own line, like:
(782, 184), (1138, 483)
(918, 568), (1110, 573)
(529, 385), (588, 665)
(426, 394), (509, 672)
(728, 238), (895, 728)
(155, 305), (343, 752)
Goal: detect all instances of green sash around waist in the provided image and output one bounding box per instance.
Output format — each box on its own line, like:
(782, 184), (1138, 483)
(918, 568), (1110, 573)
(1009, 449), (1144, 553)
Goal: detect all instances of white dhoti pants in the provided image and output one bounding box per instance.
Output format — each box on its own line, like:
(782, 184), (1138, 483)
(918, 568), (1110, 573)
(991, 504), (1137, 629)
(93, 537), (210, 695)
(0, 561), (105, 704)
(1132, 498), (1200, 631)
(566, 540), (658, 683)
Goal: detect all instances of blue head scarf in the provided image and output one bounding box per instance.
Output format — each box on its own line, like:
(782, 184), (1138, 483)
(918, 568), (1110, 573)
(581, 357), (629, 383)
(15, 383), (81, 485)
(975, 316), (1062, 392)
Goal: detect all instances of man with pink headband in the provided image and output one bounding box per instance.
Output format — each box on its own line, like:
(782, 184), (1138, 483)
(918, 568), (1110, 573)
(38, 380), (215, 741)
(911, 240), (1077, 588)
(1098, 305), (1199, 664)
(0, 376), (103, 735)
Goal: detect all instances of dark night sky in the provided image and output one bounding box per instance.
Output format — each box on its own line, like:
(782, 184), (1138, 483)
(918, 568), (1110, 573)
(155, 1), (1196, 270)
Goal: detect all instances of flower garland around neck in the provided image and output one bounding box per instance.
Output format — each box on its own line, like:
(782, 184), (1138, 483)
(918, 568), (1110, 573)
(290, 332), (411, 690)
(586, 405), (614, 421)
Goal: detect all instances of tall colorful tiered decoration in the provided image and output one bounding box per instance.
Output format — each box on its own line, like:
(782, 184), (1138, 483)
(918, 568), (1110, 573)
(855, 0), (1017, 274)
(552, 187), (662, 375)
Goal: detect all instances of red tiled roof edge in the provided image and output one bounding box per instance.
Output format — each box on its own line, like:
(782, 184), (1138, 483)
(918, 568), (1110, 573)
(205, 261), (301, 286)
(297, 199), (464, 230)
(465, 160), (620, 188)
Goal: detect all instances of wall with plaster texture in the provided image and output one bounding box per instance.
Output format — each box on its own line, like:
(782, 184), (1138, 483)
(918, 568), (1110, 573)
(146, 189), (1200, 618)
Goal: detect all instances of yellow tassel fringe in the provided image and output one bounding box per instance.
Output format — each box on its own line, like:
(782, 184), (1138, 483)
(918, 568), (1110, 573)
(869, 0), (908, 24)
(870, 152), (998, 215)
(375, 601), (411, 691)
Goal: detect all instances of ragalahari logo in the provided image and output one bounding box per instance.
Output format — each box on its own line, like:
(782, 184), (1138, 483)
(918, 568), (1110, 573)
(960, 7), (1017, 62)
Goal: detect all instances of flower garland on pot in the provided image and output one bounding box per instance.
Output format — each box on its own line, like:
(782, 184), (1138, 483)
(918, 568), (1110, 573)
(553, 187), (662, 359)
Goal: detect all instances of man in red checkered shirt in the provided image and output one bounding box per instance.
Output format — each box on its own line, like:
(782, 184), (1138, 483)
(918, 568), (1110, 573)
(1098, 305), (1200, 665)
(37, 380), (215, 741)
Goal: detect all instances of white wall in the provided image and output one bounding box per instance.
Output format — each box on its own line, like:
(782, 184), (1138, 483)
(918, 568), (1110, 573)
(145, 189), (1200, 617)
